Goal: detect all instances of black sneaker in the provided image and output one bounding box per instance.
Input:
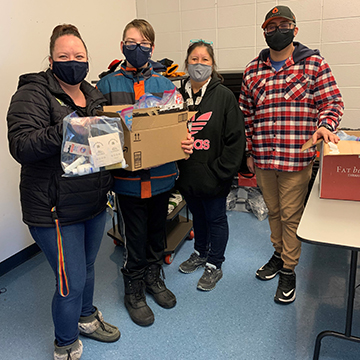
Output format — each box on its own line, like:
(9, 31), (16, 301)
(145, 264), (176, 309)
(274, 269), (296, 304)
(124, 279), (154, 326)
(179, 251), (207, 273)
(197, 263), (223, 291)
(256, 252), (284, 280)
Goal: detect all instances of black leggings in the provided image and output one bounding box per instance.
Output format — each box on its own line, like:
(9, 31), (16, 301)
(117, 191), (170, 280)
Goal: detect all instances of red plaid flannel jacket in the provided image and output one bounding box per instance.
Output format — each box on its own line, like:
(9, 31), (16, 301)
(239, 42), (344, 172)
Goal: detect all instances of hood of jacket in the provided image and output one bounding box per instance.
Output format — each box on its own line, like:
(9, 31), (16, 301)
(181, 74), (222, 107)
(119, 61), (154, 83)
(204, 74), (222, 93)
(258, 41), (321, 64)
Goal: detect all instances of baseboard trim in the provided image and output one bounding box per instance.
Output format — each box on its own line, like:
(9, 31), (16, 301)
(0, 243), (41, 277)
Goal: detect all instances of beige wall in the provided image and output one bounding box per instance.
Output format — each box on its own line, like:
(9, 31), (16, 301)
(138, 0), (360, 128)
(2, 0), (360, 263)
(0, 0), (136, 263)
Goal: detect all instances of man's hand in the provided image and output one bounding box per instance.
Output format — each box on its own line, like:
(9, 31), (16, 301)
(312, 126), (340, 145)
(247, 156), (255, 174)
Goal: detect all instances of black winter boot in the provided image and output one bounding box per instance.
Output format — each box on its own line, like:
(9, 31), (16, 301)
(144, 264), (176, 309)
(124, 278), (154, 326)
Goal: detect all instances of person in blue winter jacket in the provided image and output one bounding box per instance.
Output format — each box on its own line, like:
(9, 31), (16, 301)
(96, 19), (193, 327)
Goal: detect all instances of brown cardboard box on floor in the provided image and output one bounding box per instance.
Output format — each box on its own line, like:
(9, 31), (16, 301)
(100, 105), (195, 171)
(302, 131), (360, 201)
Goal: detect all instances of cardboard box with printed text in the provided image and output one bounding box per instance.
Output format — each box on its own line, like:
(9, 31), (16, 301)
(100, 105), (195, 171)
(302, 131), (360, 201)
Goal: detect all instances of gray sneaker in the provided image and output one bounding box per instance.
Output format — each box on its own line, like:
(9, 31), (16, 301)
(78, 307), (120, 343)
(179, 251), (207, 273)
(54, 339), (83, 360)
(197, 263), (223, 291)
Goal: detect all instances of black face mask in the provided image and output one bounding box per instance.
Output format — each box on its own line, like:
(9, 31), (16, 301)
(122, 45), (151, 69)
(52, 60), (88, 85)
(265, 29), (295, 52)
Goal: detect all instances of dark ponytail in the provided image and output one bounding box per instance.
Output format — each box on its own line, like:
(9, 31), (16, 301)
(49, 24), (87, 57)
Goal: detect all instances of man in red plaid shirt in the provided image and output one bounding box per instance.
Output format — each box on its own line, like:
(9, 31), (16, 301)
(239, 5), (344, 304)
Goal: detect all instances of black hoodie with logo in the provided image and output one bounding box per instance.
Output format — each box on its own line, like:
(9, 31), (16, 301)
(176, 75), (245, 198)
(7, 69), (113, 227)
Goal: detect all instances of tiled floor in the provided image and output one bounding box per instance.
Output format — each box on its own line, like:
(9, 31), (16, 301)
(1, 209), (360, 359)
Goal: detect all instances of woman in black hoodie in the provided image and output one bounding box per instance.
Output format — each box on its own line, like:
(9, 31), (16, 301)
(177, 40), (245, 291)
(7, 24), (120, 359)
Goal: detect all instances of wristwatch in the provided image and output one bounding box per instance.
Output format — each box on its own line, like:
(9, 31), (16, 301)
(319, 123), (333, 132)
(246, 152), (252, 158)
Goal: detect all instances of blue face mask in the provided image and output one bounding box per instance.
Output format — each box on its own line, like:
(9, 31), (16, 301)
(122, 44), (151, 69)
(52, 60), (88, 85)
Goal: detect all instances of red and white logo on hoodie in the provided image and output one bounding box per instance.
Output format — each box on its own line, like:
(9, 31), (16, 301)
(190, 112), (212, 135)
(189, 112), (212, 150)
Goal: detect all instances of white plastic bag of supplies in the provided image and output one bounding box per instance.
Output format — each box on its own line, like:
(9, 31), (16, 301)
(61, 112), (126, 176)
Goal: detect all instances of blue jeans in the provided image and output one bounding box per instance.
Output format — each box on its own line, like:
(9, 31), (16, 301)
(29, 210), (106, 346)
(184, 195), (229, 269)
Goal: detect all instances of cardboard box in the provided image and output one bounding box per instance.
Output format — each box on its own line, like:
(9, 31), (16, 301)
(101, 105), (194, 171)
(302, 131), (360, 201)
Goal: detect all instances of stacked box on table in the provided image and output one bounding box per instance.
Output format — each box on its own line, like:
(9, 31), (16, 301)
(302, 130), (360, 201)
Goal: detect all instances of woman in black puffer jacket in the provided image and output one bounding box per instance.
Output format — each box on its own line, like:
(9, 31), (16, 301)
(7, 24), (120, 360)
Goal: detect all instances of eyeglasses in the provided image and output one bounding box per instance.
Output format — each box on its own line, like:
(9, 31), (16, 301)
(124, 41), (152, 52)
(264, 22), (295, 36)
(189, 39), (213, 46)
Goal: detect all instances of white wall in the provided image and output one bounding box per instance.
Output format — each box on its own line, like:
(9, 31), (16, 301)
(2, 0), (360, 263)
(138, 0), (360, 129)
(0, 0), (136, 263)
